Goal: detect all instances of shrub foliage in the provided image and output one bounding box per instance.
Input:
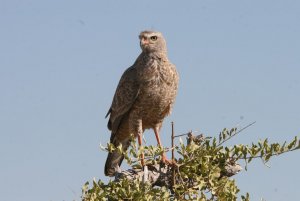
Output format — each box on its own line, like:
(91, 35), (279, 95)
(82, 125), (300, 201)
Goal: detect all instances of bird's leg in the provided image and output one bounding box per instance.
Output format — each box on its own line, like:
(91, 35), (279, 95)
(154, 127), (172, 164)
(131, 117), (145, 168)
(137, 132), (145, 167)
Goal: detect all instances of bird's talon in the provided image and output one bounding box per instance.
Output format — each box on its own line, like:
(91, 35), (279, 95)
(161, 155), (177, 167)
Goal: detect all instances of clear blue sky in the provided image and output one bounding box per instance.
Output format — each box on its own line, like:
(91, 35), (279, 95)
(1, 1), (299, 200)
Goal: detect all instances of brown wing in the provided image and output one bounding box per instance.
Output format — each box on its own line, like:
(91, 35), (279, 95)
(106, 66), (139, 133)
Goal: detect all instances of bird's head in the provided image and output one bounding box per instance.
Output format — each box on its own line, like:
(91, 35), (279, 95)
(139, 30), (167, 54)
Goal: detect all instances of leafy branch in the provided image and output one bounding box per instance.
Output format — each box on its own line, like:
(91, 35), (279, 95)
(83, 124), (300, 201)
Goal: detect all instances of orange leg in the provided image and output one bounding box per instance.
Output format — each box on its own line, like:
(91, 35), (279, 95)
(154, 127), (172, 164)
(137, 133), (145, 166)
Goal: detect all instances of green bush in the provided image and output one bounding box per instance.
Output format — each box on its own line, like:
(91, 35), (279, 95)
(82, 125), (300, 201)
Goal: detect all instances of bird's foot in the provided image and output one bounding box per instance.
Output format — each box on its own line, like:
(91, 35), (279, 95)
(161, 155), (177, 166)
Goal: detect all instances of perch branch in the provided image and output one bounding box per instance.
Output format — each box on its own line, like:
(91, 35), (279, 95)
(115, 161), (242, 188)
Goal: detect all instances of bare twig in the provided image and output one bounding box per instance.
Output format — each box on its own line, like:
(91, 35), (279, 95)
(171, 122), (175, 187)
(174, 131), (193, 138)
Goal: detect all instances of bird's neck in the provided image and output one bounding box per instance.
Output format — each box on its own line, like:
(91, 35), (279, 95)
(142, 51), (168, 62)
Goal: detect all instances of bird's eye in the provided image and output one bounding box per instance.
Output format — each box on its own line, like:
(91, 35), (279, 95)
(150, 36), (157, 41)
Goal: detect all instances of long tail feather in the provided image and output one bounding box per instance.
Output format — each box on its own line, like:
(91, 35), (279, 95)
(104, 151), (124, 176)
(104, 135), (131, 177)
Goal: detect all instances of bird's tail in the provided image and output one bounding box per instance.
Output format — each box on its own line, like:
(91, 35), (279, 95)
(104, 133), (131, 177)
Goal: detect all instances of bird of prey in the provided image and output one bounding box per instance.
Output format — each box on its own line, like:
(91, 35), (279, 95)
(104, 30), (179, 177)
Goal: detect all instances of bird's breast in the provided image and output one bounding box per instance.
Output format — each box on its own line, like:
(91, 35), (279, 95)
(133, 62), (177, 124)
